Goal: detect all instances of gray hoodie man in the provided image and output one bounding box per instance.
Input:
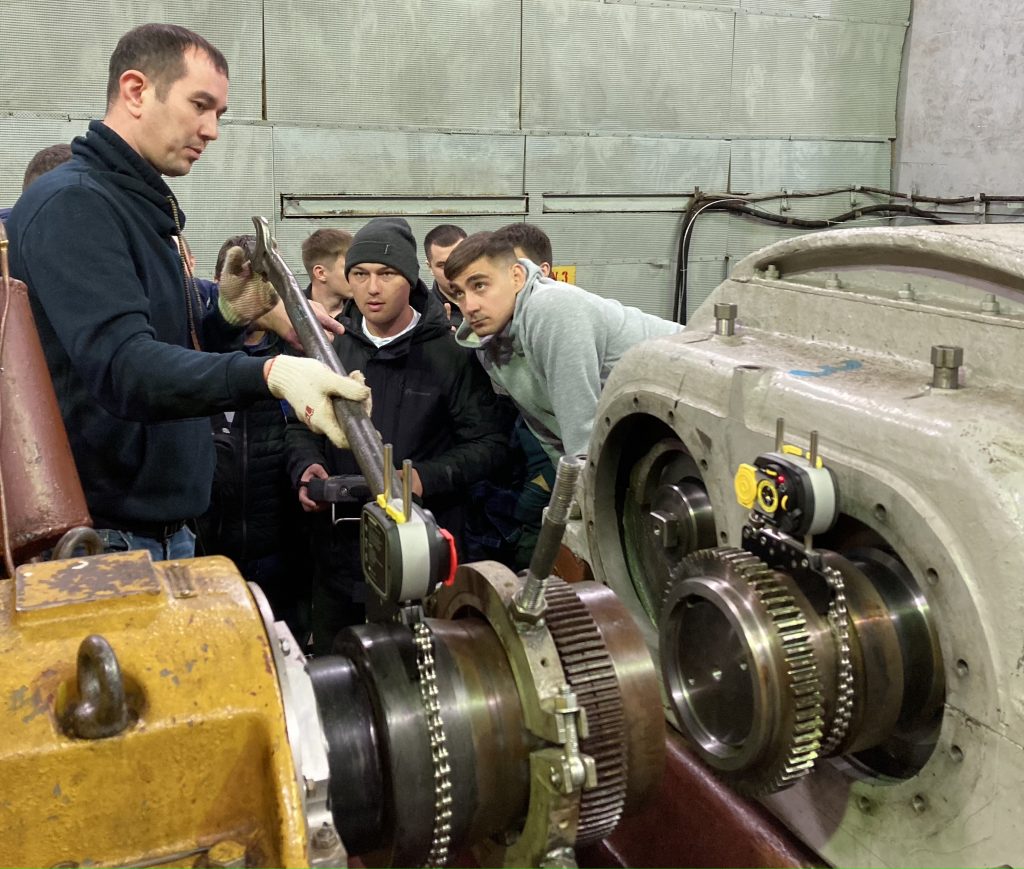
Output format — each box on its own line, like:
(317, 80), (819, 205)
(448, 234), (681, 461)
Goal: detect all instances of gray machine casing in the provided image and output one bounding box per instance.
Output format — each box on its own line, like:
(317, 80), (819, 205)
(581, 225), (1024, 868)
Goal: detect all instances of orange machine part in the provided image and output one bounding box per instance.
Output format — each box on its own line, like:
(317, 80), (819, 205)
(0, 276), (91, 565)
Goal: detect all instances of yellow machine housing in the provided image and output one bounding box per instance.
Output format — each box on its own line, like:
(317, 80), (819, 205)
(0, 550), (307, 868)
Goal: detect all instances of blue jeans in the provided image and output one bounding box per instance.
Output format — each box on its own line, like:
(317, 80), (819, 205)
(96, 525), (196, 561)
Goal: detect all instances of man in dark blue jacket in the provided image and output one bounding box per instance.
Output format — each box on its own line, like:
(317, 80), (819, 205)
(286, 217), (509, 653)
(6, 23), (368, 561)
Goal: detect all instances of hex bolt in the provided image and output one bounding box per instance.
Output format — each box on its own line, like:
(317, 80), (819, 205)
(312, 823), (339, 851)
(825, 273), (842, 289)
(649, 510), (680, 548)
(764, 264), (780, 280)
(714, 302), (738, 336)
(930, 345), (963, 390)
(981, 293), (1001, 314)
(898, 282), (915, 300)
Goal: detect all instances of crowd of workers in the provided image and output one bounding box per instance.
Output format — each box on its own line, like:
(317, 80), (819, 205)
(3, 23), (681, 653)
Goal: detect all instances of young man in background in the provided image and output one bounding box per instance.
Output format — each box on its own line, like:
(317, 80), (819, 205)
(424, 223), (467, 328)
(302, 228), (354, 318)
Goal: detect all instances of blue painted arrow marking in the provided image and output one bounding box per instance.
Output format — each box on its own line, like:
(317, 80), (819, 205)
(789, 359), (863, 378)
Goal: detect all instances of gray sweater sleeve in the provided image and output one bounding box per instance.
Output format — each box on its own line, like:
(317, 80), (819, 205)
(520, 289), (607, 458)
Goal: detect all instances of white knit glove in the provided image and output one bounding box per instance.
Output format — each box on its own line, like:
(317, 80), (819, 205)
(217, 246), (280, 326)
(266, 357), (371, 449)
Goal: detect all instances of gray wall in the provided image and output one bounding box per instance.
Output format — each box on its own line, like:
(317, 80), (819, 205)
(896, 0), (1024, 197)
(1, 0), (909, 319)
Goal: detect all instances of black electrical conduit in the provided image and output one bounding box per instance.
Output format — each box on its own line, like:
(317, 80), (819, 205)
(672, 186), (1024, 323)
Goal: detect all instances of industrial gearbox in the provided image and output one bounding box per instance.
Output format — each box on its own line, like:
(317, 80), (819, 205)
(581, 224), (1024, 868)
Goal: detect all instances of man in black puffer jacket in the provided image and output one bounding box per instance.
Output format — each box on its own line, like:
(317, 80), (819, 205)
(285, 217), (509, 654)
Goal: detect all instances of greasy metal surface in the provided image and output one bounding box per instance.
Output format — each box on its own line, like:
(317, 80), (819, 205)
(431, 562), (665, 865)
(583, 224), (1024, 867)
(0, 276), (91, 563)
(579, 730), (821, 869)
(0, 553), (306, 867)
(621, 439), (716, 623)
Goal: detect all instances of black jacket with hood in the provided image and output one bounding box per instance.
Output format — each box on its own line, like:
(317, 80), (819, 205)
(285, 280), (508, 530)
(6, 121), (268, 525)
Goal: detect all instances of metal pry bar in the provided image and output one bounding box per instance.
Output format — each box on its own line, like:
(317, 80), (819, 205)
(249, 216), (394, 498)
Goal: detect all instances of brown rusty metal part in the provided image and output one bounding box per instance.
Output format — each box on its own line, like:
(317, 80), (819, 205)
(0, 222), (91, 568)
(578, 730), (822, 869)
(554, 543), (595, 584)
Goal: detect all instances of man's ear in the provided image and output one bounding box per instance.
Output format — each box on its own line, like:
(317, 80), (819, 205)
(511, 261), (528, 291)
(541, 262), (552, 277)
(312, 264), (325, 283)
(119, 70), (149, 119)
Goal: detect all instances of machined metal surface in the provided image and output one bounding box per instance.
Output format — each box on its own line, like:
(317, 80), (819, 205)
(622, 439), (717, 624)
(660, 537), (943, 800)
(661, 549), (826, 796)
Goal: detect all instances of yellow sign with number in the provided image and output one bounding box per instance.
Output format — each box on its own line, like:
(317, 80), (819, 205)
(550, 265), (576, 285)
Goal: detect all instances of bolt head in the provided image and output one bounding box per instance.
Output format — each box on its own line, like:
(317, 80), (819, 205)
(713, 302), (737, 320)
(649, 510), (680, 548)
(930, 345), (963, 367)
(312, 824), (339, 850)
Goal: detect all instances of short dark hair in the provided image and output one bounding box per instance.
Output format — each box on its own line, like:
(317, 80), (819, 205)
(302, 228), (354, 278)
(22, 144), (72, 190)
(493, 223), (553, 267)
(107, 23), (229, 106)
(424, 224), (467, 259)
(443, 231), (517, 282)
(214, 233), (255, 282)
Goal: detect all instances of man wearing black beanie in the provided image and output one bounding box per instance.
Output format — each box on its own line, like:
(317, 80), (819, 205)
(285, 216), (511, 652)
(345, 217), (422, 289)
